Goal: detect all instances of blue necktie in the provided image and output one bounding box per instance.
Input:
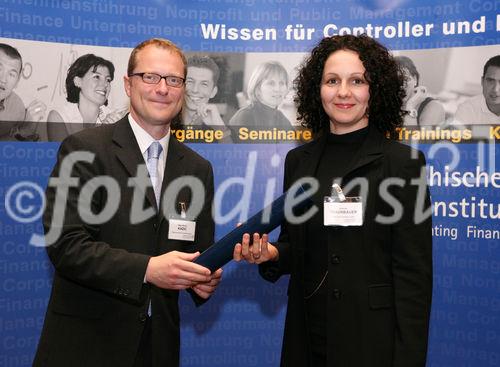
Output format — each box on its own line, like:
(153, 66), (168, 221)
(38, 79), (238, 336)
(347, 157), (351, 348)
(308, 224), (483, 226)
(146, 141), (163, 207)
(146, 141), (162, 316)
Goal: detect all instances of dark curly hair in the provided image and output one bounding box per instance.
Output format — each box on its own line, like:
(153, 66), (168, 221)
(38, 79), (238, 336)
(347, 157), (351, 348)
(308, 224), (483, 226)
(66, 54), (115, 104)
(295, 34), (405, 137)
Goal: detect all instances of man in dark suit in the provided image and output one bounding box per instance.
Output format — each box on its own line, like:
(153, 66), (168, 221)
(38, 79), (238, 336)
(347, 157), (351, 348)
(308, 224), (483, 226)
(34, 38), (222, 367)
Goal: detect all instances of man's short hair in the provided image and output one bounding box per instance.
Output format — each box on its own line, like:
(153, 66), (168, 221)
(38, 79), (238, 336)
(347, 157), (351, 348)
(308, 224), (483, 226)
(127, 38), (187, 77)
(483, 55), (500, 78)
(187, 55), (220, 86)
(0, 43), (22, 73)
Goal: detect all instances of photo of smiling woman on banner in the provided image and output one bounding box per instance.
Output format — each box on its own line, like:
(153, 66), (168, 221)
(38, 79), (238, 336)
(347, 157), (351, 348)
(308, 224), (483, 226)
(47, 53), (127, 141)
(229, 60), (292, 128)
(234, 34), (432, 367)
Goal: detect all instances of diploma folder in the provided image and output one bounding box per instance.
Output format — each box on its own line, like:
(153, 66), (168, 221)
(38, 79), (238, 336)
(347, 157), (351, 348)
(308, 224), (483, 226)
(194, 185), (311, 272)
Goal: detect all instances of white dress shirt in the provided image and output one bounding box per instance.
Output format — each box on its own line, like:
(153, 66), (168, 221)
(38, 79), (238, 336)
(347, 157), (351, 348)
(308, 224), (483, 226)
(128, 114), (170, 185)
(128, 114), (171, 287)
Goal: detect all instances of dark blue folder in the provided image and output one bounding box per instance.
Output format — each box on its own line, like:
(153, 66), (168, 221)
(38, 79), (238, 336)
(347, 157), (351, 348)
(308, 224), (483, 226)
(194, 184), (312, 272)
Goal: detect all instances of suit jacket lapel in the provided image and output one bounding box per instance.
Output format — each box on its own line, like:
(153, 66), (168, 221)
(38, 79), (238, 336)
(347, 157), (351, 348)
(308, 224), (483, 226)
(342, 124), (384, 179)
(111, 116), (157, 210)
(291, 133), (328, 182)
(287, 134), (327, 262)
(159, 137), (186, 223)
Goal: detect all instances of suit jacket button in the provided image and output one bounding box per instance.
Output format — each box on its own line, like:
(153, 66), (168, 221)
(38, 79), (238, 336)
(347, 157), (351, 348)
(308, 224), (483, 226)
(139, 313), (147, 322)
(331, 254), (340, 264)
(153, 223), (158, 230)
(332, 288), (341, 300)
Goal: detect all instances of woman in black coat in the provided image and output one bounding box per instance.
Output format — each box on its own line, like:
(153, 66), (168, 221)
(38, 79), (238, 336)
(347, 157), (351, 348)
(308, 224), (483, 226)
(234, 34), (433, 367)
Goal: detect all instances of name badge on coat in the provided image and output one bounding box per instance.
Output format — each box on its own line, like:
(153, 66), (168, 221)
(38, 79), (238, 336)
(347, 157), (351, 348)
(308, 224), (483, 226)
(168, 202), (196, 241)
(324, 183), (363, 226)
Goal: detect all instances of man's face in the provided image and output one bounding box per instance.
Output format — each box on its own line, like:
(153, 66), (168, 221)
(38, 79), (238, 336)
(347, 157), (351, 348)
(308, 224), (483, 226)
(482, 65), (500, 114)
(0, 50), (21, 101)
(124, 45), (185, 128)
(184, 66), (217, 111)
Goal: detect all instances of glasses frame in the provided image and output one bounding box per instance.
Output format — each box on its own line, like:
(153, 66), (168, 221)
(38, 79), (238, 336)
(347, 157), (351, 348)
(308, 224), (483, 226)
(129, 72), (185, 88)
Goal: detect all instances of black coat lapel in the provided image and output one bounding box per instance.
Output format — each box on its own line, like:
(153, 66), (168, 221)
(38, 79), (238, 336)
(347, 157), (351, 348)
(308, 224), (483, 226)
(291, 133), (328, 182)
(159, 137), (186, 223)
(111, 116), (157, 210)
(286, 134), (328, 262)
(342, 124), (384, 178)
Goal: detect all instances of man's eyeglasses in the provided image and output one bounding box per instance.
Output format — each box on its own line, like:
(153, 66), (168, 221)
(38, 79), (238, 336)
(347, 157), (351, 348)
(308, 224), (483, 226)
(129, 72), (185, 88)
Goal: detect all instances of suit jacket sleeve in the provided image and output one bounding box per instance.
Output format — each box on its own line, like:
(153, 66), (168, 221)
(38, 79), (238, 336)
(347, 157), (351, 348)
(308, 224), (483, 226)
(390, 150), (433, 367)
(44, 133), (150, 302)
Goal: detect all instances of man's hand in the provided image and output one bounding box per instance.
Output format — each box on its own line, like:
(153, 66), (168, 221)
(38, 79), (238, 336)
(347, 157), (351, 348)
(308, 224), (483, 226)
(25, 99), (47, 121)
(145, 251), (211, 290)
(233, 233), (279, 265)
(191, 268), (223, 299)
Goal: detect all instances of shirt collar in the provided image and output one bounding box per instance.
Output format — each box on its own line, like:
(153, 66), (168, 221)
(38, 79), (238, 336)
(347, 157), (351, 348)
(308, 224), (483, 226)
(127, 114), (170, 156)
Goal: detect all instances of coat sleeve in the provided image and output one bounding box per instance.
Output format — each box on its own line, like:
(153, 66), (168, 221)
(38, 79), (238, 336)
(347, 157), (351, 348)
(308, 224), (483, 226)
(390, 149), (433, 367)
(44, 133), (150, 302)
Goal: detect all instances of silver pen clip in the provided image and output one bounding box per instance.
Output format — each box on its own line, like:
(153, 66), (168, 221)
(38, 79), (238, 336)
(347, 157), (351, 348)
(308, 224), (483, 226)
(179, 202), (187, 219)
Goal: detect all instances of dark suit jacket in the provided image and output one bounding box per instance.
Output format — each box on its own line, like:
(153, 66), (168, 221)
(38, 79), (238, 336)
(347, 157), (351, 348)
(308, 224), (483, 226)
(260, 125), (433, 367)
(34, 116), (215, 367)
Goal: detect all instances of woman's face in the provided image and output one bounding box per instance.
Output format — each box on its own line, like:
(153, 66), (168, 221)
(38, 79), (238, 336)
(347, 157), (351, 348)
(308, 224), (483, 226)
(75, 65), (112, 106)
(320, 49), (370, 134)
(257, 72), (288, 108)
(402, 68), (417, 103)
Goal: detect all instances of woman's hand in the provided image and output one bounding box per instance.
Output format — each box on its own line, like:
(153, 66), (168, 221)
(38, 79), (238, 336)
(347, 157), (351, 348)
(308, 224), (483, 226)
(233, 233), (279, 264)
